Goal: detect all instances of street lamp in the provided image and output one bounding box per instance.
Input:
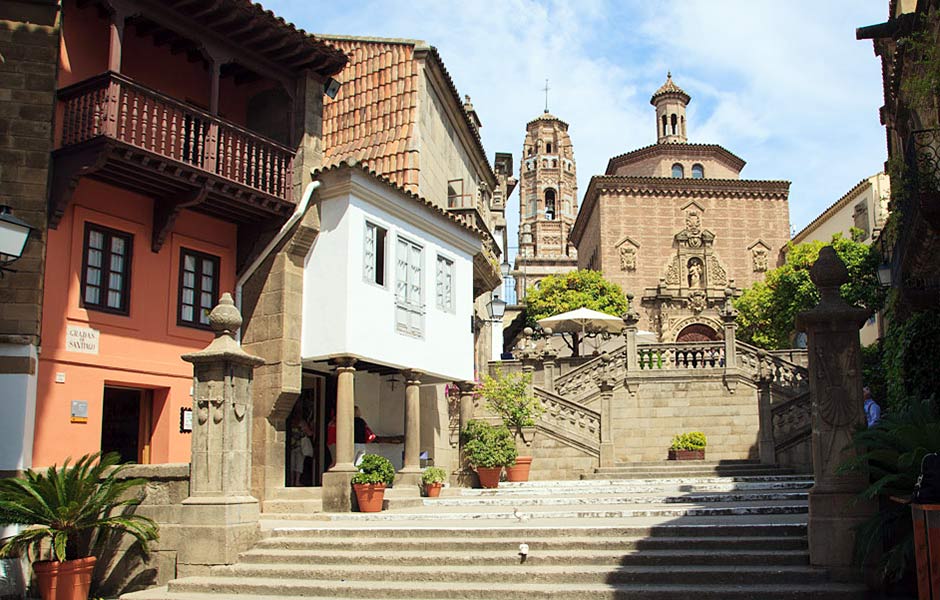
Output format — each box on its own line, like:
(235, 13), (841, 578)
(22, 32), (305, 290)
(486, 296), (507, 321)
(0, 205), (33, 276)
(877, 262), (892, 287)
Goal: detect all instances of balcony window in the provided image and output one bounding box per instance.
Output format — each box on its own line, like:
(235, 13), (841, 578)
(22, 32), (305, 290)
(178, 248), (220, 328)
(395, 236), (424, 337)
(81, 223), (133, 315)
(364, 221), (388, 286)
(436, 255), (455, 313)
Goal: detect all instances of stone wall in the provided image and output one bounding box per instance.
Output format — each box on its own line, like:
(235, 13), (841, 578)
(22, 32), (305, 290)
(525, 432), (597, 480)
(0, 3), (58, 345)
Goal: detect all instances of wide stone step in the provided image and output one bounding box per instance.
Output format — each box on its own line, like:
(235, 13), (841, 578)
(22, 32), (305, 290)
(238, 547), (810, 567)
(266, 523), (808, 539)
(461, 480), (813, 496)
(520, 474), (811, 486)
(209, 563), (833, 586)
(254, 532), (809, 552)
(143, 577), (867, 599)
(261, 499), (323, 513)
(313, 501), (808, 522)
(585, 468), (798, 479)
(426, 490), (808, 507)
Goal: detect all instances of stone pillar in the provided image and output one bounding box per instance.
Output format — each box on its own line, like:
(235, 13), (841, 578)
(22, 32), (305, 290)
(622, 299), (640, 396)
(756, 351), (776, 465)
(322, 357), (357, 512)
(179, 293), (264, 576)
(541, 343), (558, 393)
(795, 246), (875, 580)
(599, 373), (615, 468)
(455, 380), (477, 487)
(720, 287), (741, 393)
(397, 370), (422, 487)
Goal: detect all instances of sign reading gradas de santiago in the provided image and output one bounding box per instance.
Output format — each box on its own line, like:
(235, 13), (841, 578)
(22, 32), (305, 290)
(66, 325), (99, 355)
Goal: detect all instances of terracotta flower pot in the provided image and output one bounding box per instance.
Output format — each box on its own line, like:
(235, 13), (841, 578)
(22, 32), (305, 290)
(424, 482), (443, 497)
(34, 556), (96, 600)
(353, 482), (386, 512)
(668, 449), (705, 461)
(476, 466), (502, 488)
(506, 456), (533, 482)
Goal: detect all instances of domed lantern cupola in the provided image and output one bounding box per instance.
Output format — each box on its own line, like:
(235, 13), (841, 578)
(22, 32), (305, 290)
(651, 72), (691, 144)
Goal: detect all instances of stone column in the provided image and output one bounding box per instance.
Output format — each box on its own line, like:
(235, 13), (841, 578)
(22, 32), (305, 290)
(795, 246), (876, 580)
(397, 370), (423, 487)
(720, 287), (741, 393)
(622, 299), (640, 396)
(599, 373), (615, 468)
(756, 351), (776, 465)
(541, 343), (558, 393)
(179, 293), (264, 576)
(322, 357), (357, 512)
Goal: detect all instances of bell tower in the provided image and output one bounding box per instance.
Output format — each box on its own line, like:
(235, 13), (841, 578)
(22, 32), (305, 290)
(651, 72), (690, 144)
(513, 110), (579, 298)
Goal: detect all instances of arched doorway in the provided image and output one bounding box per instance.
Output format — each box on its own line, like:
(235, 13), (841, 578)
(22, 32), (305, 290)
(676, 323), (719, 343)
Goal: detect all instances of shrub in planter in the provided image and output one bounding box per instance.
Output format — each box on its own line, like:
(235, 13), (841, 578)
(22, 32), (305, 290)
(351, 454), (396, 512)
(477, 368), (542, 482)
(421, 466), (447, 498)
(668, 431), (707, 460)
(0, 452), (158, 600)
(461, 420), (517, 488)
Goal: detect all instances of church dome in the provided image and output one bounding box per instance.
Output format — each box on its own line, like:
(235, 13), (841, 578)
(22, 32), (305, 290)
(650, 72), (690, 105)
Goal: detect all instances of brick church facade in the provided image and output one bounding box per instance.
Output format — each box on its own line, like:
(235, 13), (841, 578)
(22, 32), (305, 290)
(570, 75), (791, 342)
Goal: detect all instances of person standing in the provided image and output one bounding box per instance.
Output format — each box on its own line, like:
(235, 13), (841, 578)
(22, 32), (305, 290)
(354, 405), (376, 466)
(863, 386), (881, 428)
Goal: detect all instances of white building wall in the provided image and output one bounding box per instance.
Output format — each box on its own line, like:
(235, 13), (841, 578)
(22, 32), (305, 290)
(0, 344), (37, 472)
(302, 175), (477, 382)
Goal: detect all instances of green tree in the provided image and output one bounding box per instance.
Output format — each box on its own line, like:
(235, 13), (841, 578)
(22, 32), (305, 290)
(734, 232), (884, 350)
(525, 270), (629, 355)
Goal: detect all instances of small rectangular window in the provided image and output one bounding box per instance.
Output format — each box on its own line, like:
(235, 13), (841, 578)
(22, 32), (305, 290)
(178, 248), (220, 328)
(395, 236), (424, 337)
(364, 222), (387, 286)
(81, 223), (133, 315)
(436, 255), (454, 312)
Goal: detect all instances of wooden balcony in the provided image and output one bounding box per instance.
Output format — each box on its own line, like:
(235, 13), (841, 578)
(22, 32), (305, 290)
(51, 72), (297, 250)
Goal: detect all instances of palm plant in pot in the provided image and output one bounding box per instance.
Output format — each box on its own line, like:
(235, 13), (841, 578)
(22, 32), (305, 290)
(476, 368), (543, 482)
(461, 419), (517, 488)
(0, 452), (158, 600)
(421, 467), (447, 498)
(351, 454), (396, 512)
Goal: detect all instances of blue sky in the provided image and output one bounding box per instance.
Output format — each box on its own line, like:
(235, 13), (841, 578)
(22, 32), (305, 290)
(267, 0), (888, 251)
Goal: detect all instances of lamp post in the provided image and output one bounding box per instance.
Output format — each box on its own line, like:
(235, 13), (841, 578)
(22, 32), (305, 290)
(485, 295), (507, 321)
(0, 206), (34, 276)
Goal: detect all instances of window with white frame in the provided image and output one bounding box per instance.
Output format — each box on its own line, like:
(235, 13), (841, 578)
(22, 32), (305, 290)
(364, 221), (387, 286)
(436, 254), (454, 312)
(395, 236), (424, 337)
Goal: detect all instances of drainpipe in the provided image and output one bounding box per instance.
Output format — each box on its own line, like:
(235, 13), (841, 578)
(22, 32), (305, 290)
(234, 169), (320, 341)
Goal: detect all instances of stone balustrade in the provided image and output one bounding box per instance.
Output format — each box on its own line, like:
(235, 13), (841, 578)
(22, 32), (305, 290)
(534, 387), (601, 456)
(636, 342), (725, 370)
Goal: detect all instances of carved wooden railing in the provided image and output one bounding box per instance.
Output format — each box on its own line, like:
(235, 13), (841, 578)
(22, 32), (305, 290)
(58, 72), (295, 201)
(770, 391), (811, 453)
(533, 387), (600, 456)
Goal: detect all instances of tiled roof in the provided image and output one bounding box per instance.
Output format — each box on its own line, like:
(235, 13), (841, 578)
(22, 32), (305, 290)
(606, 143), (746, 174)
(527, 112), (569, 128)
(650, 73), (690, 105)
(314, 159), (484, 240)
(791, 174), (882, 243)
(319, 36), (496, 193)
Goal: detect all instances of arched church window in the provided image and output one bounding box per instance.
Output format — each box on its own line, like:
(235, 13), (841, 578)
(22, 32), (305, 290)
(671, 113), (678, 135)
(546, 142), (552, 153)
(544, 189), (556, 220)
(671, 163), (684, 178)
(662, 114), (668, 137)
(692, 164), (704, 179)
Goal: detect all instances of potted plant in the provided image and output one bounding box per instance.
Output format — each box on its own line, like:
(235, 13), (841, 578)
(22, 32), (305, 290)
(461, 420), (517, 488)
(477, 368), (543, 482)
(668, 431), (707, 460)
(351, 454), (396, 512)
(0, 452), (158, 600)
(421, 467), (447, 498)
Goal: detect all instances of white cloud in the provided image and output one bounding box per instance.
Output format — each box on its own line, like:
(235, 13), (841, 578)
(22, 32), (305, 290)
(271, 0), (890, 246)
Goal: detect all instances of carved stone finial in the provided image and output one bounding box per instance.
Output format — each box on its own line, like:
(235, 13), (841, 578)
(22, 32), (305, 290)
(542, 327), (553, 335)
(209, 292), (242, 337)
(523, 326), (533, 337)
(810, 246), (848, 304)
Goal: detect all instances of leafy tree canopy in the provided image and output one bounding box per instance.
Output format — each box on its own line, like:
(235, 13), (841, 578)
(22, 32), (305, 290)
(734, 232), (884, 350)
(525, 270), (629, 324)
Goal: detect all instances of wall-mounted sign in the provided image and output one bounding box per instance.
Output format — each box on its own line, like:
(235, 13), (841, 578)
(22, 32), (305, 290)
(70, 400), (88, 424)
(180, 407), (193, 433)
(66, 325), (99, 355)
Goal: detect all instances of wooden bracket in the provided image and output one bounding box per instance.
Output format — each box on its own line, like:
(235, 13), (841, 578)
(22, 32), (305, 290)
(151, 186), (208, 252)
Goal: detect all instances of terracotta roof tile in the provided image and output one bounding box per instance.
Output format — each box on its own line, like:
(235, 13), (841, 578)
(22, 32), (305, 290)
(650, 72), (691, 105)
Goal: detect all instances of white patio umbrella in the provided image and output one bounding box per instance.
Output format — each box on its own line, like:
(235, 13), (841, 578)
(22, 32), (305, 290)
(536, 307), (625, 336)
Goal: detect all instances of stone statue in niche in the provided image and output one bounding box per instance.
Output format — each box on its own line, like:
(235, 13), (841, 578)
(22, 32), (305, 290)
(619, 246), (637, 271)
(688, 258), (704, 288)
(752, 248), (768, 272)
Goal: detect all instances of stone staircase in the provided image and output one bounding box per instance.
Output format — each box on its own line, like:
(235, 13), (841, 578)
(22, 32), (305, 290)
(123, 462), (873, 599)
